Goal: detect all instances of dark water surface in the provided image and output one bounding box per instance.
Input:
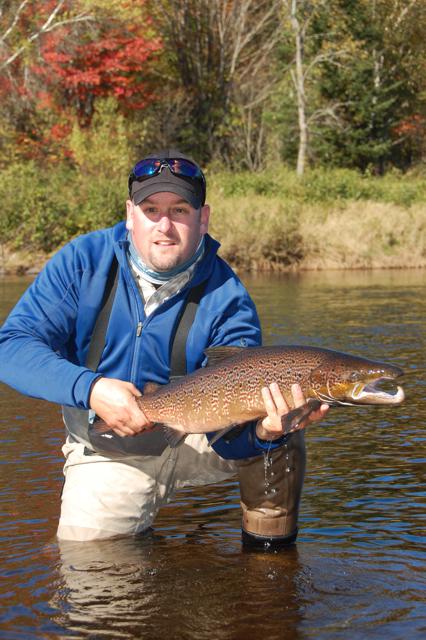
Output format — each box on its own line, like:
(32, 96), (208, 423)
(0, 270), (425, 639)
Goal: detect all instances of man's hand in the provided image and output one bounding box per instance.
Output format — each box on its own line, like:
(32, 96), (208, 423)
(89, 377), (153, 437)
(256, 382), (329, 441)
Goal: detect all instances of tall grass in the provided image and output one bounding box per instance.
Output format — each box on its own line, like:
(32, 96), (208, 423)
(208, 168), (426, 270)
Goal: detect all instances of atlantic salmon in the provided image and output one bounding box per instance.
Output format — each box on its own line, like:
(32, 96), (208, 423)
(95, 345), (405, 445)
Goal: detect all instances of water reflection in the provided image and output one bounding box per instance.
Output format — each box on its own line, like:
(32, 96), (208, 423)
(0, 270), (425, 639)
(53, 535), (306, 639)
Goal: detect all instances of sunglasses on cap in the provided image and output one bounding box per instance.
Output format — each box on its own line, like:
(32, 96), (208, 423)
(128, 157), (206, 195)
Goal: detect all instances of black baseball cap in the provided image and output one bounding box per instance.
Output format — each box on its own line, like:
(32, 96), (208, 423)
(129, 149), (206, 209)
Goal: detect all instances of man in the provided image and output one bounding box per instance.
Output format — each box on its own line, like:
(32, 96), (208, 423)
(0, 150), (328, 547)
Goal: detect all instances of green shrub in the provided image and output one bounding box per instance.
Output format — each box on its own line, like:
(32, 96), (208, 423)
(0, 157), (425, 271)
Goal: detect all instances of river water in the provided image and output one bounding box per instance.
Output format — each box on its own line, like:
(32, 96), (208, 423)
(0, 269), (425, 639)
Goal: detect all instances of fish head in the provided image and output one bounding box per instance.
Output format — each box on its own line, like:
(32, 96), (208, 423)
(310, 352), (405, 406)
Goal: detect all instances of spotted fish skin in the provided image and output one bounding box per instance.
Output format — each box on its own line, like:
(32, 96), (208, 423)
(135, 345), (404, 435)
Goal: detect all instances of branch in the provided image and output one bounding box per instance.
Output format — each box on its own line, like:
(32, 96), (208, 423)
(0, 1), (93, 71)
(306, 101), (352, 127)
(0, 0), (29, 44)
(303, 48), (351, 81)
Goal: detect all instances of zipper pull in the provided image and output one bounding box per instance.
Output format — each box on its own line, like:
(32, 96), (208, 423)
(136, 321), (143, 337)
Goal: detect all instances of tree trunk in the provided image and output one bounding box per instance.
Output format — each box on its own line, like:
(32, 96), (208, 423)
(290, 0), (307, 176)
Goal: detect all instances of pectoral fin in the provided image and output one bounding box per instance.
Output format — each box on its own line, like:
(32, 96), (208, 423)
(162, 426), (187, 448)
(208, 424), (242, 446)
(282, 399), (323, 434)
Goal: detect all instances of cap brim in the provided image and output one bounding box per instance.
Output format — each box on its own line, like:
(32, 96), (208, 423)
(132, 175), (202, 210)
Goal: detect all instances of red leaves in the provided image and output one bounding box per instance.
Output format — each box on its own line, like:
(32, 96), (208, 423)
(36, 25), (161, 124)
(393, 114), (425, 138)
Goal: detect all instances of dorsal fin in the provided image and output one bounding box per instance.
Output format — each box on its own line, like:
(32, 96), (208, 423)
(204, 346), (245, 367)
(143, 381), (162, 395)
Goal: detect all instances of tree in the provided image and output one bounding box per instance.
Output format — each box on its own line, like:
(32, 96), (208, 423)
(317, 0), (426, 172)
(280, 0), (352, 175)
(147, 0), (282, 167)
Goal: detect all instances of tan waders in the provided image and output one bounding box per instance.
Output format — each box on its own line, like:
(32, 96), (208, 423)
(237, 430), (306, 550)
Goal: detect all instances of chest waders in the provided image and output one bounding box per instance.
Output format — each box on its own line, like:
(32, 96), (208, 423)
(237, 431), (306, 550)
(63, 256), (306, 549)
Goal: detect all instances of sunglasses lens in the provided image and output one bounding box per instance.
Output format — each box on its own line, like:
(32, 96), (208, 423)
(168, 159), (202, 179)
(132, 159), (161, 178)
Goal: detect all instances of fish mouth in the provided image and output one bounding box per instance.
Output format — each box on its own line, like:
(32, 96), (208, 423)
(349, 377), (405, 405)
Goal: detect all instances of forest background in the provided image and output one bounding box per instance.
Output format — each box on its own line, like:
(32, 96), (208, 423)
(0, 0), (425, 273)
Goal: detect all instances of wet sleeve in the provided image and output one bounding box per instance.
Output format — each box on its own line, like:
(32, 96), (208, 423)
(207, 424), (288, 459)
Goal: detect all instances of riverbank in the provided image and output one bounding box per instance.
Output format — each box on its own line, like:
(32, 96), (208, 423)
(1, 165), (425, 274)
(2, 199), (425, 275)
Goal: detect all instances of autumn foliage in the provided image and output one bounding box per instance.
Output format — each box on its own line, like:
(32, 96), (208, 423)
(37, 26), (160, 124)
(0, 0), (161, 159)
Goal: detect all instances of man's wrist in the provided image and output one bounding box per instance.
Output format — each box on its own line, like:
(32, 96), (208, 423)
(253, 421), (288, 450)
(88, 375), (104, 407)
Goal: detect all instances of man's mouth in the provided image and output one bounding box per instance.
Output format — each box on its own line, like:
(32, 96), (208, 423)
(154, 240), (177, 246)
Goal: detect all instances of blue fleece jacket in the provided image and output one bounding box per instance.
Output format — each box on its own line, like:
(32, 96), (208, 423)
(0, 222), (285, 458)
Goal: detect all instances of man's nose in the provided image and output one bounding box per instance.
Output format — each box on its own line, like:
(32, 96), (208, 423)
(157, 214), (172, 232)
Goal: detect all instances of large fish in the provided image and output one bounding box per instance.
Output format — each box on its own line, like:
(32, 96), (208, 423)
(96, 345), (405, 445)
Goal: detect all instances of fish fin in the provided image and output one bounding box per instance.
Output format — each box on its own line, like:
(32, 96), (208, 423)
(208, 424), (241, 446)
(204, 346), (245, 366)
(162, 426), (187, 448)
(143, 381), (162, 395)
(282, 399), (323, 434)
(92, 418), (111, 434)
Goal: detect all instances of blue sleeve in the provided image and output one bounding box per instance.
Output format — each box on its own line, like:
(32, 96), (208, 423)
(0, 245), (99, 408)
(207, 424), (288, 459)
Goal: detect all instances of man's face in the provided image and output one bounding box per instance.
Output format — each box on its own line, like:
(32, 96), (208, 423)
(126, 191), (210, 272)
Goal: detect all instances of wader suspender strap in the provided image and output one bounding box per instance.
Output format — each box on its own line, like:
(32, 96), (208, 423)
(169, 280), (207, 378)
(86, 256), (119, 372)
(87, 257), (206, 377)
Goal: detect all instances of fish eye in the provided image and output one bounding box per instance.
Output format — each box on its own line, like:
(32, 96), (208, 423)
(350, 371), (360, 382)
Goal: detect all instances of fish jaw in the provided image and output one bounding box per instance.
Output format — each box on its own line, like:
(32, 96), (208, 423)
(313, 357), (406, 407)
(348, 378), (405, 405)
(320, 374), (405, 406)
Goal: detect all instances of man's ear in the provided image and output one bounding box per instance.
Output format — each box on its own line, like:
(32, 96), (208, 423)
(126, 199), (134, 231)
(200, 204), (210, 235)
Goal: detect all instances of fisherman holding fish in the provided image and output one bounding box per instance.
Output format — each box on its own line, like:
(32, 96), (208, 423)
(0, 150), (331, 548)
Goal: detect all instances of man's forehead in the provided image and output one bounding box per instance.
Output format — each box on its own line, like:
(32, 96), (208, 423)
(140, 192), (193, 206)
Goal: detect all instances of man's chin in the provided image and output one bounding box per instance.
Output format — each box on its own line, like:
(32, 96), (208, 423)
(149, 255), (182, 273)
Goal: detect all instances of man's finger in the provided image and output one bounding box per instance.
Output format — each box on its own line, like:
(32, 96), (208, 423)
(261, 386), (277, 415)
(308, 404), (330, 423)
(291, 383), (306, 409)
(268, 382), (289, 415)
